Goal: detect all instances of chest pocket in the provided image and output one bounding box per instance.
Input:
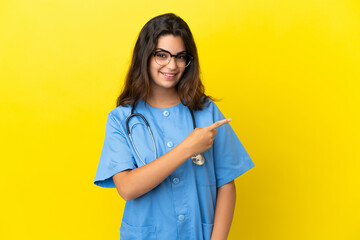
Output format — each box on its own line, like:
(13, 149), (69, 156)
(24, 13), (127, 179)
(120, 222), (156, 240)
(129, 122), (156, 167)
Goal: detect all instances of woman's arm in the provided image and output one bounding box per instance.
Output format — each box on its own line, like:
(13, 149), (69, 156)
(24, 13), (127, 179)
(113, 119), (230, 201)
(113, 140), (192, 201)
(211, 180), (236, 240)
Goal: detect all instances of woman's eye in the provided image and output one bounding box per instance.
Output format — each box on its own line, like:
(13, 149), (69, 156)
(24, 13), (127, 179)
(177, 55), (187, 60)
(156, 53), (167, 58)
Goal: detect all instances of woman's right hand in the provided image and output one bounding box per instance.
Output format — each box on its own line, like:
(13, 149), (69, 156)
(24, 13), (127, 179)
(182, 118), (231, 156)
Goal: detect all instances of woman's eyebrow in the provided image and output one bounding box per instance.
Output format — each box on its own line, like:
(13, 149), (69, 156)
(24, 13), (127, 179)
(155, 48), (187, 54)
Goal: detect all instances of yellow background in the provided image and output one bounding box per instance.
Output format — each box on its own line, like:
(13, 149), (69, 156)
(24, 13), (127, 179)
(1, 0), (359, 239)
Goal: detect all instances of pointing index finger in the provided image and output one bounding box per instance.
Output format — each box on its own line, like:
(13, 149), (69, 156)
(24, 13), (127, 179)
(206, 118), (231, 130)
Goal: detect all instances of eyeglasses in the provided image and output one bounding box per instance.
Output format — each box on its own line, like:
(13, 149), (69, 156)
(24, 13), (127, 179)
(152, 49), (194, 68)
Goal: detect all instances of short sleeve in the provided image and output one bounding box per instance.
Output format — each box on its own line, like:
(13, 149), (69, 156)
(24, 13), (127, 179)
(94, 111), (136, 188)
(211, 102), (255, 188)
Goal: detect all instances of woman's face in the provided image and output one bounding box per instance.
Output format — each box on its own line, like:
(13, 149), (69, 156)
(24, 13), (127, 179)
(148, 34), (186, 92)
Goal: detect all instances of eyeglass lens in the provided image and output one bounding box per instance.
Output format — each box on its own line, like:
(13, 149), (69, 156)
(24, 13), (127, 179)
(154, 51), (192, 68)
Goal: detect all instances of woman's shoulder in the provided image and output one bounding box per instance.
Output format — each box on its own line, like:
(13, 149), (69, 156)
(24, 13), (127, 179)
(199, 97), (218, 112)
(107, 104), (132, 125)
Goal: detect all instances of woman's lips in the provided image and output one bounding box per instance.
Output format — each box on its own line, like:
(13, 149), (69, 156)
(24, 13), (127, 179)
(160, 72), (177, 79)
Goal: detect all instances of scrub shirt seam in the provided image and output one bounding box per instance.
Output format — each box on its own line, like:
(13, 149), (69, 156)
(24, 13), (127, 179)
(109, 111), (128, 138)
(216, 161), (255, 188)
(169, 178), (181, 240)
(167, 108), (177, 149)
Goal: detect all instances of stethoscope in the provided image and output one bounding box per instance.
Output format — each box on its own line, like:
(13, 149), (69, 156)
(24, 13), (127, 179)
(125, 103), (205, 166)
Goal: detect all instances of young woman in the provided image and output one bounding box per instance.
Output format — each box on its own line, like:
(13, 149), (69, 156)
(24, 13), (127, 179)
(94, 13), (255, 240)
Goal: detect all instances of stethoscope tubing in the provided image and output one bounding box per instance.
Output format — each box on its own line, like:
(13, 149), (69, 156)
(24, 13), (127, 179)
(126, 112), (157, 166)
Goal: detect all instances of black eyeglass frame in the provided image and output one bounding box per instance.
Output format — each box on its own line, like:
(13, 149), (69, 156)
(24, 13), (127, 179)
(151, 48), (194, 68)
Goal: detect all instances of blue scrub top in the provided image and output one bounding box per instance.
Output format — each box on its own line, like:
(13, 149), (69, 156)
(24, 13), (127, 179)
(94, 99), (255, 240)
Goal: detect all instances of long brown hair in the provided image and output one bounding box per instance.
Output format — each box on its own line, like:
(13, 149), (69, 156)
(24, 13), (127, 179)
(116, 13), (212, 110)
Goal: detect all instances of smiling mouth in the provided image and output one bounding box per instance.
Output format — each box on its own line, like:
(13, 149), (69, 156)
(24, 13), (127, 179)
(160, 72), (177, 77)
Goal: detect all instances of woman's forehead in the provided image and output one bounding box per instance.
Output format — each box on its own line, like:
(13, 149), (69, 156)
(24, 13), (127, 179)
(156, 35), (186, 54)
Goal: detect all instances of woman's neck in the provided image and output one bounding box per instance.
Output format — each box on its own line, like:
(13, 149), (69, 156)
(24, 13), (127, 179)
(147, 87), (180, 108)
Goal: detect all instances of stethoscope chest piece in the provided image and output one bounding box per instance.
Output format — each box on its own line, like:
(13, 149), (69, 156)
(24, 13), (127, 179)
(192, 154), (205, 166)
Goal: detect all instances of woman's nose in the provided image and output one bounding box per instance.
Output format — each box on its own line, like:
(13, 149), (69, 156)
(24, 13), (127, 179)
(166, 57), (177, 70)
